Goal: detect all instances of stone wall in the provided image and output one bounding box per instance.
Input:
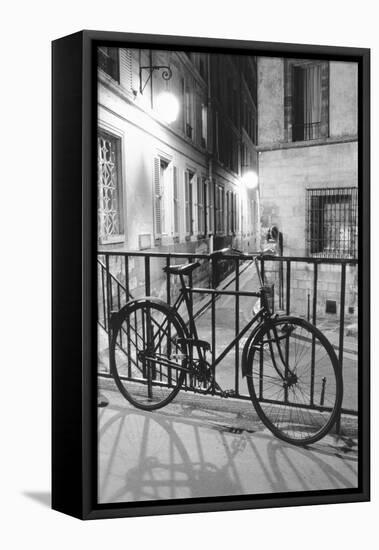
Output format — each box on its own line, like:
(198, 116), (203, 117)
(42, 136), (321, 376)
(263, 260), (358, 318)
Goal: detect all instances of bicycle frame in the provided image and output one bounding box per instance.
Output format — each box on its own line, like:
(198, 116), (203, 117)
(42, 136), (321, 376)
(160, 258), (271, 388)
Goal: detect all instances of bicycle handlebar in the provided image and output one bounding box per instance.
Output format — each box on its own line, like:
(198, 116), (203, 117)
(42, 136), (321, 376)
(209, 247), (277, 260)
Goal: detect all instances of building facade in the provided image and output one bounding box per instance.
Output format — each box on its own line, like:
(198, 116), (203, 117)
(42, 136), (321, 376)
(97, 48), (259, 260)
(257, 57), (358, 316)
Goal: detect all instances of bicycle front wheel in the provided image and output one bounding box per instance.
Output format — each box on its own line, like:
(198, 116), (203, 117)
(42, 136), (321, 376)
(246, 316), (343, 445)
(110, 300), (188, 411)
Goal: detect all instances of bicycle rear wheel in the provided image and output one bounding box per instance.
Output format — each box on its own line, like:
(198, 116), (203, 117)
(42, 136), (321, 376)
(246, 316), (343, 445)
(110, 300), (188, 411)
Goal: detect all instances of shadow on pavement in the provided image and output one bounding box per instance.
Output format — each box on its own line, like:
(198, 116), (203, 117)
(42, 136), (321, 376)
(98, 396), (358, 504)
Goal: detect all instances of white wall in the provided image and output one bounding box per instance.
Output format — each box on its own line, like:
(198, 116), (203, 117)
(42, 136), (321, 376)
(2, 2), (377, 550)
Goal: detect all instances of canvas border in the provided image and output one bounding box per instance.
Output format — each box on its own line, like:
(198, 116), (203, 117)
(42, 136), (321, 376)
(52, 30), (370, 520)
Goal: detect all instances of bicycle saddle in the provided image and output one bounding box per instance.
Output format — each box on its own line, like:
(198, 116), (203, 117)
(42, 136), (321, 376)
(163, 261), (201, 276)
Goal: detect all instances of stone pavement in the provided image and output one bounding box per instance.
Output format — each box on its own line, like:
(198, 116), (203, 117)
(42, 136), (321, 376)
(98, 384), (358, 504)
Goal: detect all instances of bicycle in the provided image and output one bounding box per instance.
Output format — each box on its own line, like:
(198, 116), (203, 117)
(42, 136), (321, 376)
(109, 248), (343, 446)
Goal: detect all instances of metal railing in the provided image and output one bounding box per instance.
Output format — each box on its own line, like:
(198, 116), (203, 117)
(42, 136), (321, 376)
(293, 121), (321, 141)
(97, 251), (358, 433)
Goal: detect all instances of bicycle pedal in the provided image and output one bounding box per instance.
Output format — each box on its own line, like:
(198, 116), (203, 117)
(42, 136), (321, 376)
(221, 389), (236, 398)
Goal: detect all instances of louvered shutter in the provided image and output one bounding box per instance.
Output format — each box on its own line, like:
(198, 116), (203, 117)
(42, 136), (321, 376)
(185, 172), (190, 235)
(197, 176), (204, 235)
(119, 49), (132, 91)
(173, 166), (179, 235)
(154, 157), (162, 239)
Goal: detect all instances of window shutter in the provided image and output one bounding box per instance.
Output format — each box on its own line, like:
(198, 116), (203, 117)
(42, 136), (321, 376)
(119, 49), (132, 91)
(154, 157), (161, 238)
(208, 182), (214, 233)
(173, 166), (179, 235)
(185, 171), (190, 234)
(197, 176), (204, 235)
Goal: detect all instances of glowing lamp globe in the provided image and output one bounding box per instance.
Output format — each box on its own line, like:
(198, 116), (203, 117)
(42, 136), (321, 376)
(156, 92), (179, 123)
(242, 171), (258, 189)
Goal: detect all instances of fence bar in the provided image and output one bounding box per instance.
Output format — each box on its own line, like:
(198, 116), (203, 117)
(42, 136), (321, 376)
(124, 255), (131, 377)
(211, 257), (217, 393)
(335, 263), (346, 434)
(99, 249), (357, 265)
(145, 255), (150, 295)
(166, 255), (171, 306)
(101, 264), (106, 330)
(310, 262), (318, 405)
(105, 254), (112, 353)
(286, 260), (291, 315)
(234, 258), (240, 396)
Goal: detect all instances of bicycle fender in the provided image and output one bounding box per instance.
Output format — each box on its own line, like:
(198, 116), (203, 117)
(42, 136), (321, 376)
(241, 322), (264, 377)
(241, 315), (296, 377)
(110, 297), (189, 336)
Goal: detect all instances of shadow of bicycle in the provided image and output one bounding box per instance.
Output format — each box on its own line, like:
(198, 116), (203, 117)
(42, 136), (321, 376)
(98, 398), (358, 504)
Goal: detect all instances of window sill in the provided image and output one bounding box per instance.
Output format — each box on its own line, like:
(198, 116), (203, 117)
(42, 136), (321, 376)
(98, 235), (125, 245)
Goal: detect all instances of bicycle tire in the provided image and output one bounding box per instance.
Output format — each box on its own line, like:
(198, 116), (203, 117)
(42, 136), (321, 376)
(110, 299), (188, 411)
(245, 316), (343, 445)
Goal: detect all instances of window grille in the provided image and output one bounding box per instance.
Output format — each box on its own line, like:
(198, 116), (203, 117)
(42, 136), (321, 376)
(98, 47), (120, 82)
(307, 187), (358, 258)
(97, 132), (123, 243)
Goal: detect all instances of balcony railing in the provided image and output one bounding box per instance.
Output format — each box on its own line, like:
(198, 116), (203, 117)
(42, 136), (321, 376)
(292, 121), (321, 141)
(98, 251), (358, 435)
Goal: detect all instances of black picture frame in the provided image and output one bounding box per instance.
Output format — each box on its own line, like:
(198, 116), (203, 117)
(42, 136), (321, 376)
(52, 30), (370, 520)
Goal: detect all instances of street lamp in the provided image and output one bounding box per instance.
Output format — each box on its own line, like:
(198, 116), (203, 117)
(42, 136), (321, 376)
(156, 91), (179, 123)
(138, 63), (178, 123)
(241, 170), (258, 189)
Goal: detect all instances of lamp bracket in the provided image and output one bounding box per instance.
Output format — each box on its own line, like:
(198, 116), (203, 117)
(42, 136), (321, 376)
(139, 65), (173, 94)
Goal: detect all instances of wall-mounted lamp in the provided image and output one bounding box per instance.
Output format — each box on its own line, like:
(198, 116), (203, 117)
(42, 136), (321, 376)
(156, 92), (179, 124)
(241, 169), (258, 189)
(139, 65), (173, 94)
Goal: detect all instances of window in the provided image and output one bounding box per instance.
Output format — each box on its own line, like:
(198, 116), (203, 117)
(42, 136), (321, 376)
(97, 132), (123, 243)
(185, 86), (193, 140)
(199, 56), (207, 80)
(98, 47), (120, 82)
(153, 158), (170, 241)
(185, 170), (194, 236)
(201, 105), (208, 148)
(292, 64), (321, 141)
(307, 188), (358, 258)
(285, 60), (329, 142)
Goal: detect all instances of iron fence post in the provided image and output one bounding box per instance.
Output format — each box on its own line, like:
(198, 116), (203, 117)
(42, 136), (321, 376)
(336, 263), (346, 434)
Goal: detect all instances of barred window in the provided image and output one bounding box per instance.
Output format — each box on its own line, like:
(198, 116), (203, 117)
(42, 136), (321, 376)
(98, 47), (120, 82)
(307, 188), (358, 258)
